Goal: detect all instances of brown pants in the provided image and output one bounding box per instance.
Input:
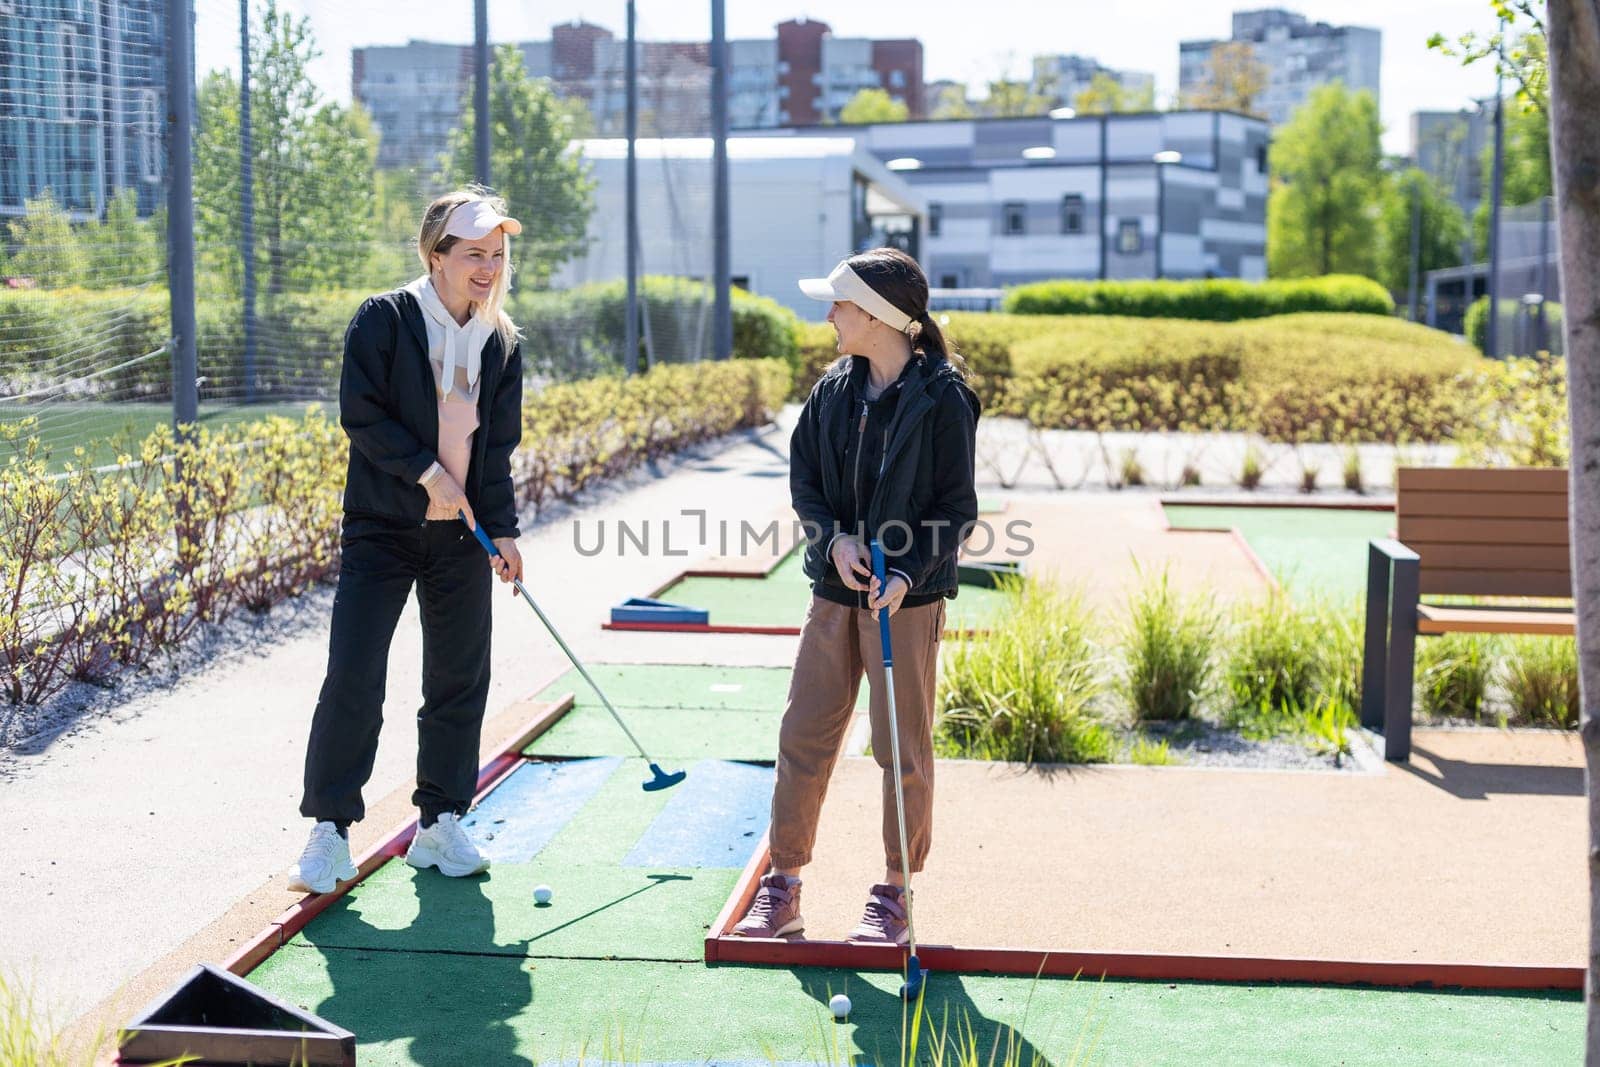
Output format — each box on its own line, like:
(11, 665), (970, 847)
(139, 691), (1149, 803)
(768, 594), (945, 874)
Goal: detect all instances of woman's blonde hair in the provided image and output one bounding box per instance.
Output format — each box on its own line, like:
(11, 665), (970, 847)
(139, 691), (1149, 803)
(417, 186), (520, 353)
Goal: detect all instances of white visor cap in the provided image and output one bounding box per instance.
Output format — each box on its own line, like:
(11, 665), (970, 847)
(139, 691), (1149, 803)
(444, 200), (523, 240)
(798, 261), (913, 333)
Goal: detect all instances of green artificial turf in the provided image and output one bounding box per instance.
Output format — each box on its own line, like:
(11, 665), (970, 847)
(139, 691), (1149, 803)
(1163, 504), (1395, 601)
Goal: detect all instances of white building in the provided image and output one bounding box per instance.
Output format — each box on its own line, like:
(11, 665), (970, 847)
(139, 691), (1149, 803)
(753, 111), (1271, 288)
(552, 137), (924, 320)
(1179, 9), (1380, 127)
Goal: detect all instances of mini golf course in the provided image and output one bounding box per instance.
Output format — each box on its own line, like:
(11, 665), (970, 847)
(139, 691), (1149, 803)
(236, 658), (1583, 1064)
(606, 547), (1016, 635)
(1163, 503), (1395, 600)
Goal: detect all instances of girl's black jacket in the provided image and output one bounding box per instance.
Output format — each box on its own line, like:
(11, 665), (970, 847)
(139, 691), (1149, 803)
(790, 351), (981, 604)
(336, 289), (523, 539)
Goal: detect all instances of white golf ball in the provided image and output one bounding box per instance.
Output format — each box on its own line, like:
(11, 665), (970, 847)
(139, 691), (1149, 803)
(533, 884), (553, 905)
(829, 993), (851, 1020)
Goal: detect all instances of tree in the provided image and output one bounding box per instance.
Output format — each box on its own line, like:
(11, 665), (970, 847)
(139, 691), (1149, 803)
(982, 75), (1055, 118)
(444, 44), (595, 288)
(1182, 42), (1268, 117)
(1430, 3), (1548, 116)
(83, 189), (164, 286)
(930, 83), (974, 120)
(1546, 1), (1600, 1060)
(1376, 168), (1467, 298)
(1266, 83), (1386, 279)
(840, 88), (909, 124)
(3, 192), (85, 285)
(1072, 72), (1155, 115)
(191, 0), (382, 297)
(1471, 96), (1552, 255)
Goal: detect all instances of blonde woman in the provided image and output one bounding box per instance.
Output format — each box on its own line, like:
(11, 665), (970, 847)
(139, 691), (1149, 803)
(288, 189), (525, 894)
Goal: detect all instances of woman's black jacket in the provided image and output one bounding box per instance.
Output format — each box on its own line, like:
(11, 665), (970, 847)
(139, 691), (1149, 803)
(336, 288), (522, 539)
(790, 351), (980, 602)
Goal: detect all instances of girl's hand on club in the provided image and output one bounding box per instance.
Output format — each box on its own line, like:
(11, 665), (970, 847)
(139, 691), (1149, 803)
(830, 536), (873, 591)
(491, 538), (523, 584)
(869, 573), (908, 619)
(428, 471), (475, 530)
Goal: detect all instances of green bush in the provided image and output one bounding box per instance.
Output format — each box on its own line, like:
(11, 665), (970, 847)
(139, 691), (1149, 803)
(1223, 593), (1360, 744)
(1416, 634), (1497, 721)
(936, 578), (1115, 764)
(1119, 571), (1216, 723)
(1501, 636), (1579, 727)
(0, 286), (362, 402)
(510, 276), (800, 380)
(1464, 295), (1565, 354)
(1002, 275), (1395, 319)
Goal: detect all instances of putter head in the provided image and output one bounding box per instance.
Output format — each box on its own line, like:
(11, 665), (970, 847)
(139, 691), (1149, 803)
(899, 954), (928, 1002)
(642, 763), (687, 792)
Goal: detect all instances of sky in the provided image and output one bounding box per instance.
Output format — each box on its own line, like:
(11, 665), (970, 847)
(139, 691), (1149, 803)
(191, 0), (1505, 156)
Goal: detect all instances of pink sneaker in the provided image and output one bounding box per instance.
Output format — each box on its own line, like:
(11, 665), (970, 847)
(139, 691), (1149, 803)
(731, 874), (804, 938)
(847, 883), (910, 944)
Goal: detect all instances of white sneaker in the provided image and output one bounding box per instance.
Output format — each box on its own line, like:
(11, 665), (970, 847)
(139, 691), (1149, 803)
(287, 821), (358, 895)
(405, 812), (490, 878)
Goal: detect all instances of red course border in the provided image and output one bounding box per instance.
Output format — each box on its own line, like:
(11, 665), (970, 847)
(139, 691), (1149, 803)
(705, 837), (1582, 992)
(223, 693), (577, 978)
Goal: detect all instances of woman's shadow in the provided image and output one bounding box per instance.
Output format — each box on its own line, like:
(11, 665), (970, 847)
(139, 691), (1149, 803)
(788, 964), (1058, 1066)
(306, 870), (534, 1067)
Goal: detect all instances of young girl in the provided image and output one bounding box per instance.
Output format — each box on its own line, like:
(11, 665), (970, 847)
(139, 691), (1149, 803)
(734, 247), (980, 942)
(288, 189), (525, 894)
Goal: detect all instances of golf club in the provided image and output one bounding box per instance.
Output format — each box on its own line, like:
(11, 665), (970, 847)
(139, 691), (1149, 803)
(463, 513), (686, 792)
(870, 540), (929, 1002)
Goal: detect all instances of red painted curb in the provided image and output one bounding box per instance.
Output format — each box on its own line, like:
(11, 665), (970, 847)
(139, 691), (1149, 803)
(705, 843), (1581, 991)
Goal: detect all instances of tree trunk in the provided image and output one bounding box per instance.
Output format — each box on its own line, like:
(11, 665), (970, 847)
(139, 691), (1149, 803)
(1548, 3), (1600, 1060)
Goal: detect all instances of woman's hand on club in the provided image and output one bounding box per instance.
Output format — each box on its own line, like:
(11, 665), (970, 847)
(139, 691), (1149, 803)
(427, 470), (475, 530)
(830, 536), (873, 591)
(490, 537), (523, 584)
(869, 573), (909, 619)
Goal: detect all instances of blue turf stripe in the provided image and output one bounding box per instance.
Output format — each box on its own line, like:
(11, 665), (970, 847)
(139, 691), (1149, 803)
(461, 757), (622, 864)
(622, 759), (773, 869)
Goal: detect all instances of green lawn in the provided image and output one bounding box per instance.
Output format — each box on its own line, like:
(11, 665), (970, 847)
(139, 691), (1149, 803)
(0, 400), (323, 471)
(1164, 504), (1395, 601)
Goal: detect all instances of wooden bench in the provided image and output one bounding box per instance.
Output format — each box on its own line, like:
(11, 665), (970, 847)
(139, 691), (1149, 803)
(1361, 467), (1573, 761)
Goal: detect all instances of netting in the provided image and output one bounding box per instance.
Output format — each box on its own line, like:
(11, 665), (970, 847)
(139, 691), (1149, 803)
(2, 0), (729, 467)
(1485, 195), (1562, 358)
(0, 0), (172, 463)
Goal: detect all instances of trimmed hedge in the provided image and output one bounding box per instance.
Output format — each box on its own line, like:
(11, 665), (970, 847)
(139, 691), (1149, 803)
(0, 286), (361, 402)
(1000, 313), (1477, 442)
(510, 276), (800, 380)
(1463, 296), (1565, 355)
(1002, 275), (1395, 320)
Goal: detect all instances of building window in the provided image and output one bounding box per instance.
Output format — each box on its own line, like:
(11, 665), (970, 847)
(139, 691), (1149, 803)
(888, 69), (906, 89)
(939, 273), (961, 289)
(1060, 194), (1084, 235)
(1256, 144), (1269, 173)
(1003, 201), (1026, 236)
(138, 89), (161, 182)
(929, 202), (942, 237)
(1116, 219), (1142, 255)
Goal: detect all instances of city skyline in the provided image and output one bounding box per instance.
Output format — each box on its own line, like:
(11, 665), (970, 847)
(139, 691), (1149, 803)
(192, 1), (1504, 156)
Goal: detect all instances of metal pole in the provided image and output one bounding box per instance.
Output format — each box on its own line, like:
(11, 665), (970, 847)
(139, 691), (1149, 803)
(1407, 179), (1421, 322)
(1536, 195), (1550, 353)
(1486, 56), (1506, 356)
(710, 0), (731, 361)
(240, 0), (256, 404)
(624, 0), (639, 375)
(167, 0), (198, 431)
(1154, 163), (1164, 279)
(1098, 116), (1108, 279)
(473, 0), (490, 188)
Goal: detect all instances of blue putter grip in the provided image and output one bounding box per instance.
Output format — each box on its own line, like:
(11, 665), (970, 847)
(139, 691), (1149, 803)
(461, 510), (499, 556)
(870, 540), (893, 663)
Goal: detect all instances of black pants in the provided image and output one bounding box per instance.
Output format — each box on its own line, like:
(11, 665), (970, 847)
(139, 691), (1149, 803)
(301, 519), (493, 825)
